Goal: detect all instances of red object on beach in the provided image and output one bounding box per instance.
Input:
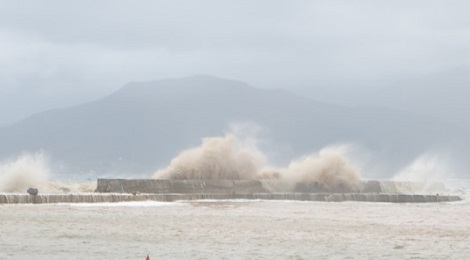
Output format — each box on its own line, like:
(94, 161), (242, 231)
(146, 255), (150, 260)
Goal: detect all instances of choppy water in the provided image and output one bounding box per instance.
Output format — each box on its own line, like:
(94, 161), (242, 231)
(1, 198), (470, 260)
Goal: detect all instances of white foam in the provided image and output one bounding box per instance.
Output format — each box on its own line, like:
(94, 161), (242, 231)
(66, 200), (186, 207)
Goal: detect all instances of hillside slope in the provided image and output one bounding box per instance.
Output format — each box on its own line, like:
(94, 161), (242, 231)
(0, 75), (464, 177)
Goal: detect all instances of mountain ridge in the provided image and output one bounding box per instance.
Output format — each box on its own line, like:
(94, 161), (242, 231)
(0, 75), (466, 177)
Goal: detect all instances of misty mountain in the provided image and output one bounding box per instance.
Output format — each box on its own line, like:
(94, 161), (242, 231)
(0, 75), (467, 177)
(291, 71), (470, 130)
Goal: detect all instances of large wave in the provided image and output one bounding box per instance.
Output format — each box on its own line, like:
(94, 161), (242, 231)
(0, 152), (49, 192)
(153, 134), (362, 192)
(0, 152), (94, 193)
(154, 134), (265, 180)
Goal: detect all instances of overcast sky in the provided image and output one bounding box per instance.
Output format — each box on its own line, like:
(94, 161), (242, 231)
(1, 0), (469, 125)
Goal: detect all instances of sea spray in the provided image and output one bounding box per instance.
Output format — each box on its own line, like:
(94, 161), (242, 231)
(0, 152), (50, 192)
(153, 134), (362, 192)
(0, 152), (95, 193)
(278, 146), (362, 192)
(45, 180), (96, 193)
(153, 134), (265, 180)
(392, 152), (454, 193)
(393, 153), (453, 182)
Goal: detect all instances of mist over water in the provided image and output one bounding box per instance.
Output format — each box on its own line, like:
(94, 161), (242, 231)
(153, 134), (363, 192)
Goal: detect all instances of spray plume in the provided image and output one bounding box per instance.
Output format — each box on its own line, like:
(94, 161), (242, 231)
(393, 153), (453, 182)
(279, 146), (362, 192)
(153, 134), (362, 192)
(154, 134), (264, 180)
(0, 152), (49, 192)
(392, 152), (454, 193)
(0, 152), (94, 193)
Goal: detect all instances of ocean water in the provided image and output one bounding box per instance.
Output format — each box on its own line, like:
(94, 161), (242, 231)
(1, 196), (470, 260)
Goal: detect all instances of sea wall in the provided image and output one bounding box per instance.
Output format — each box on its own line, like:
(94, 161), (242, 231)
(96, 179), (447, 194)
(0, 179), (458, 204)
(96, 179), (268, 194)
(0, 193), (461, 204)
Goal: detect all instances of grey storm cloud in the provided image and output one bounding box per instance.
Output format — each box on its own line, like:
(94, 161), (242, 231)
(0, 0), (470, 124)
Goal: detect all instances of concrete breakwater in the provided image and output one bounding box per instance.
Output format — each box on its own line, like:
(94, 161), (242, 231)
(96, 179), (269, 194)
(0, 179), (460, 204)
(0, 192), (461, 204)
(95, 179), (447, 194)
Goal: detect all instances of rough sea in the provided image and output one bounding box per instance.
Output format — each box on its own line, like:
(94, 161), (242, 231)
(1, 182), (469, 260)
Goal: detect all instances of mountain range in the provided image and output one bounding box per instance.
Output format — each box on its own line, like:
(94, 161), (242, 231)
(0, 75), (467, 178)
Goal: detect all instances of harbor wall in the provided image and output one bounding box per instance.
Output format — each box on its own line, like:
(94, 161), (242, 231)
(95, 179), (446, 194)
(96, 179), (268, 194)
(0, 179), (458, 204)
(0, 193), (461, 204)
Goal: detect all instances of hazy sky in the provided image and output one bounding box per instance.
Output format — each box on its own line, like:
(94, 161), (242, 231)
(1, 0), (470, 125)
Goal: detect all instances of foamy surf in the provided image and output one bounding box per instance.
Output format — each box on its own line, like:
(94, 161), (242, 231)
(66, 201), (185, 207)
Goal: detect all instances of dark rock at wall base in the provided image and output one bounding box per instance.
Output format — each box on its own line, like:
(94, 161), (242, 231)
(27, 188), (38, 196)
